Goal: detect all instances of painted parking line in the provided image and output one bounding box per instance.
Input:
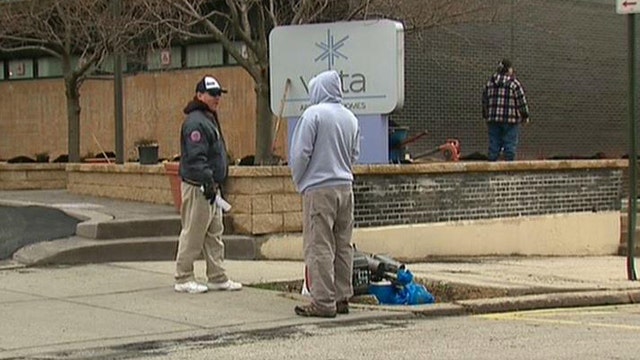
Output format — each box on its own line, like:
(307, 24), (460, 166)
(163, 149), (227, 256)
(481, 304), (636, 317)
(483, 306), (622, 317)
(478, 306), (640, 331)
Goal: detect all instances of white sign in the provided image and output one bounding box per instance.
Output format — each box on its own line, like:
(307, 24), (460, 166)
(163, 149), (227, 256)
(160, 50), (172, 66)
(617, 0), (639, 14)
(269, 20), (404, 117)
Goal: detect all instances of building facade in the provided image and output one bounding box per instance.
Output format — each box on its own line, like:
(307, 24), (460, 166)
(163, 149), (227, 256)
(0, 0), (631, 162)
(394, 0), (628, 160)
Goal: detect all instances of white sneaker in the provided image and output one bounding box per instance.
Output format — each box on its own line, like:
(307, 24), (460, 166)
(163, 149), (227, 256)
(208, 279), (243, 291)
(174, 281), (208, 294)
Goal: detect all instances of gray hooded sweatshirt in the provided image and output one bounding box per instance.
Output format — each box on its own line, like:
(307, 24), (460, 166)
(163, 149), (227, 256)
(289, 70), (361, 194)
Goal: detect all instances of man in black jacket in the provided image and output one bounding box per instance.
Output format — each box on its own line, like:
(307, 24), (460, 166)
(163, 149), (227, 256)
(174, 75), (242, 294)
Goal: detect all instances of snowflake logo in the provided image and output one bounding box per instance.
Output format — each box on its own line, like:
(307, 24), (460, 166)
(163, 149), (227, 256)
(314, 29), (349, 69)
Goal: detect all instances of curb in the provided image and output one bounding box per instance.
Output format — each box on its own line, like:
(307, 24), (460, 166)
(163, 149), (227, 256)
(0, 259), (25, 271)
(350, 289), (640, 317)
(356, 303), (468, 317)
(12, 235), (259, 266)
(2, 199), (262, 264)
(454, 289), (640, 315)
(76, 217), (181, 239)
(0, 198), (181, 240)
(271, 288), (640, 318)
(12, 237), (177, 266)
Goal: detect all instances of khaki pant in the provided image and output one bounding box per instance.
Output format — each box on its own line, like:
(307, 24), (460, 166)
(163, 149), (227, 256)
(175, 182), (227, 284)
(303, 185), (354, 312)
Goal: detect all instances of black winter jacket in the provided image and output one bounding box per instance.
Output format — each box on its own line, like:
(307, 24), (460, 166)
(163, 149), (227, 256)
(179, 100), (228, 186)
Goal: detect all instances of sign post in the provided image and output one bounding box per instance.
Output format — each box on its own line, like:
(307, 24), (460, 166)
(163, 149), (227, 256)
(617, 0), (638, 280)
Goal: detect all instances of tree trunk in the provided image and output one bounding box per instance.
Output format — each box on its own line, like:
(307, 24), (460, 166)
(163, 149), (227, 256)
(65, 78), (81, 163)
(254, 71), (275, 165)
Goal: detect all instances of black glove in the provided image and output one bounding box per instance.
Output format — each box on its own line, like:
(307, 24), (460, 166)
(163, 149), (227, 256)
(202, 181), (217, 204)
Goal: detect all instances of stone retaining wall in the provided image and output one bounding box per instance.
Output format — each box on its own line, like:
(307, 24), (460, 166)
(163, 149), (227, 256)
(65, 160), (626, 240)
(0, 163), (66, 190)
(64, 163), (301, 235)
(66, 163), (172, 205)
(224, 166), (301, 235)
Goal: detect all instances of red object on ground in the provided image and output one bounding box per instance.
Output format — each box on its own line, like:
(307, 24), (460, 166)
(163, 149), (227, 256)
(441, 139), (461, 161)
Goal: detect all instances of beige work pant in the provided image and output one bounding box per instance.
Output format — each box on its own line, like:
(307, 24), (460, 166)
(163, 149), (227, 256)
(174, 182), (227, 284)
(303, 185), (354, 312)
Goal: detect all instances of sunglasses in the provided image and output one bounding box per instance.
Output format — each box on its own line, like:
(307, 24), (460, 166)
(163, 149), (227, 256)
(206, 89), (223, 97)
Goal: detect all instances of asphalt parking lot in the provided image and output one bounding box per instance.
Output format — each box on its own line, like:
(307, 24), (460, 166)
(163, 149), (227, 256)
(0, 205), (79, 260)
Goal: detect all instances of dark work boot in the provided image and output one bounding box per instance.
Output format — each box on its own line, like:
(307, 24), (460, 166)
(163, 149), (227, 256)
(294, 303), (336, 318)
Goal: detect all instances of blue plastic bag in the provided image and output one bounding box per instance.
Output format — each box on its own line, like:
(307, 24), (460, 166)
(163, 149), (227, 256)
(368, 268), (435, 305)
(393, 269), (435, 305)
(398, 282), (435, 305)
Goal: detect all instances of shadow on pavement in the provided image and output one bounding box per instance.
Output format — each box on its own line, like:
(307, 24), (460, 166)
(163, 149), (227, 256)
(0, 205), (80, 259)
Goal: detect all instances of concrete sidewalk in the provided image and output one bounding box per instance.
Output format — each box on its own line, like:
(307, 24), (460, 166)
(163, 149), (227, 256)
(2, 257), (640, 358)
(2, 190), (640, 358)
(0, 260), (401, 359)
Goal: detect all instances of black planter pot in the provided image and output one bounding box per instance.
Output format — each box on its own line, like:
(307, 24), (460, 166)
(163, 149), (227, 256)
(138, 145), (159, 165)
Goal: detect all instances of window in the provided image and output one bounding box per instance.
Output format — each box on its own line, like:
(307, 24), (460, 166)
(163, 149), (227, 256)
(96, 55), (127, 74)
(37, 57), (63, 77)
(227, 42), (248, 65)
(186, 43), (224, 67)
(0, 62), (4, 80)
(147, 47), (182, 70)
(8, 60), (33, 79)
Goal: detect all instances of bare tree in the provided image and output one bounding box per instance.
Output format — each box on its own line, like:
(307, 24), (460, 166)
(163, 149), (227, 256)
(0, 0), (154, 162)
(143, 0), (507, 164)
(144, 0), (371, 164)
(0, 0), (504, 164)
(370, 0), (506, 32)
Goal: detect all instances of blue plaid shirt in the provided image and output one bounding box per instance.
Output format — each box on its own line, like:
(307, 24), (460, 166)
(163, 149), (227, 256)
(482, 73), (530, 124)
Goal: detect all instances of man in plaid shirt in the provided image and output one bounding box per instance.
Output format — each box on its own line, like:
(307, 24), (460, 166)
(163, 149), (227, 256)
(482, 59), (530, 161)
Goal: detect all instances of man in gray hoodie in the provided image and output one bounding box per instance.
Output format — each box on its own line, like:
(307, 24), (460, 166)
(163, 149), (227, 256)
(289, 70), (361, 318)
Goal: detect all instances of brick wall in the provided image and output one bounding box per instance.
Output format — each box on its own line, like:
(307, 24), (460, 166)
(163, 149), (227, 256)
(225, 161), (624, 234)
(64, 160), (625, 235)
(393, 0), (628, 161)
(354, 168), (622, 228)
(0, 1), (630, 164)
